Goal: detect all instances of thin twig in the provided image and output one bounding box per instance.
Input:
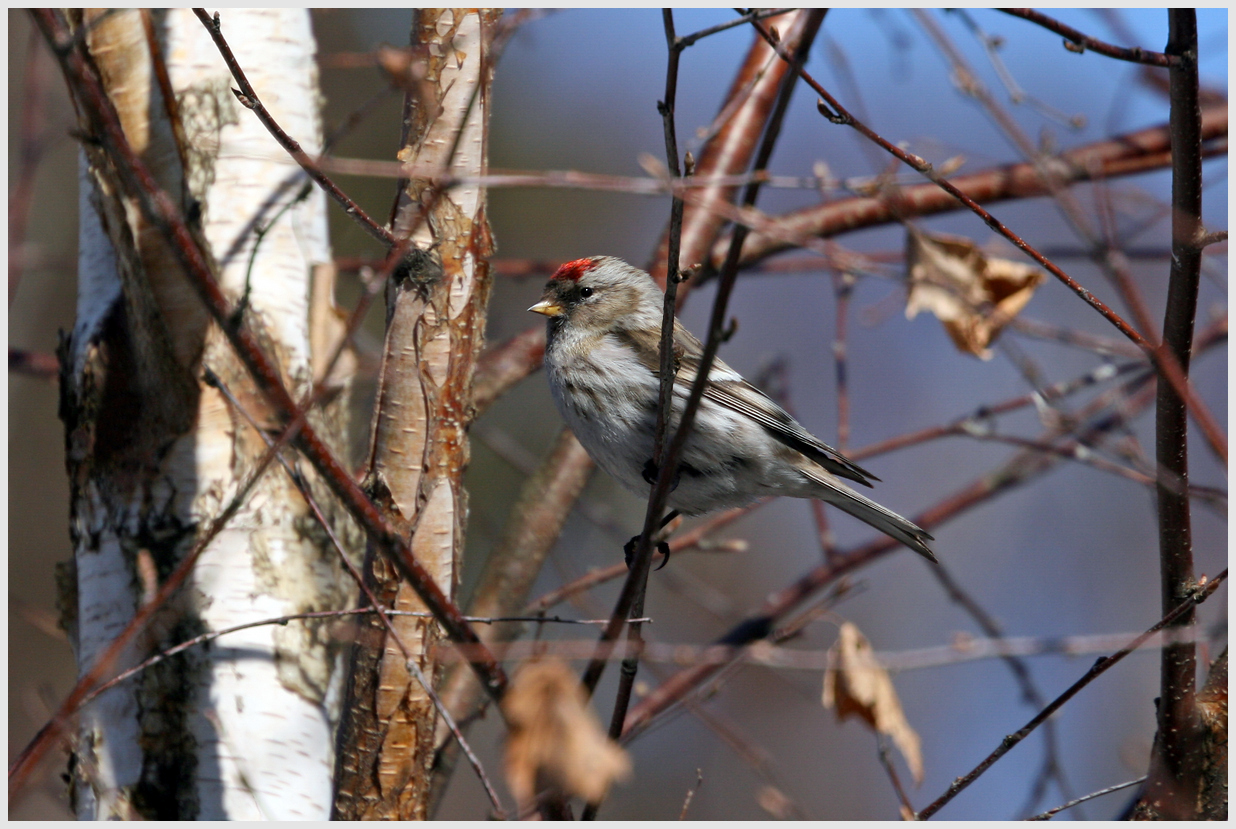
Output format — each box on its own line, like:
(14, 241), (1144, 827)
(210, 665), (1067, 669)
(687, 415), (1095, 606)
(928, 560), (1078, 816)
(205, 370), (509, 818)
(749, 18), (1228, 466)
(999, 9), (1175, 67)
(876, 735), (916, 819)
(915, 570), (1226, 819)
(678, 769), (704, 819)
(9, 395), (297, 794)
(591, 7), (690, 781)
(9, 25), (52, 307)
(1027, 775), (1147, 820)
(9, 348), (60, 380)
(32, 7), (509, 705)
(723, 106), (1227, 266)
(677, 9), (793, 49)
(192, 8), (395, 247)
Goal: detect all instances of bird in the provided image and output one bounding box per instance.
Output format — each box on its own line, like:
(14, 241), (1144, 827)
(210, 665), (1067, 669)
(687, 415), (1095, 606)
(528, 255), (936, 564)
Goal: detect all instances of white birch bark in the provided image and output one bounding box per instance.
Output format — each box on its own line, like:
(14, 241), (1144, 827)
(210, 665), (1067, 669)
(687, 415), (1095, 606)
(66, 9), (348, 819)
(333, 9), (498, 819)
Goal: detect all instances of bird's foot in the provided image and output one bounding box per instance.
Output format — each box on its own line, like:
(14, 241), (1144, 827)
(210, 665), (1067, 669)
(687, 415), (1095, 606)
(624, 537), (673, 571)
(641, 459), (682, 492)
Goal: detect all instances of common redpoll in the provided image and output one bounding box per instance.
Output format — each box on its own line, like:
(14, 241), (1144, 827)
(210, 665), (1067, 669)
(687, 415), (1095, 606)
(529, 256), (936, 563)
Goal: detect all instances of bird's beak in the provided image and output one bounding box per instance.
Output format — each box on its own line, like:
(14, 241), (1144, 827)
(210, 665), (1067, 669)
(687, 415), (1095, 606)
(528, 299), (564, 317)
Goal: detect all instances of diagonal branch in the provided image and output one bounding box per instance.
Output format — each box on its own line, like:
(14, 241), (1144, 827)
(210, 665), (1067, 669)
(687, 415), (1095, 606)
(748, 16), (1227, 469)
(999, 8), (1175, 67)
(192, 8), (394, 247)
(31, 6), (508, 703)
(916, 569), (1226, 819)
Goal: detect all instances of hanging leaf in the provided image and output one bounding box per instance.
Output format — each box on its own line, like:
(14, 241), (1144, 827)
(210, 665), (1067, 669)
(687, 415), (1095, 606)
(823, 622), (924, 786)
(904, 226), (1046, 360)
(502, 658), (631, 810)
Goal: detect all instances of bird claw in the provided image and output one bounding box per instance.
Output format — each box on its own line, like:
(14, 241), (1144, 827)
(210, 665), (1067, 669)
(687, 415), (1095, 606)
(654, 541), (671, 570)
(641, 459), (658, 486)
(623, 537), (673, 571)
(642, 459), (682, 491)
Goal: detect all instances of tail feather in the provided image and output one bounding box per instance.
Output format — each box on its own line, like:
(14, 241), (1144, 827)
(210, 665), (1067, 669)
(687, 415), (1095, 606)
(802, 469), (937, 563)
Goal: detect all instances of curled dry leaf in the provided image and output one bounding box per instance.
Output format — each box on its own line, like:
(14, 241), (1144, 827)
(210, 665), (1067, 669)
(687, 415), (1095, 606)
(823, 622), (924, 786)
(502, 657), (631, 809)
(904, 226), (1046, 360)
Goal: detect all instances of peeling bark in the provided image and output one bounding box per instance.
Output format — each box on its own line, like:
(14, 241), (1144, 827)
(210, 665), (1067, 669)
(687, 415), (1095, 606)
(332, 9), (499, 820)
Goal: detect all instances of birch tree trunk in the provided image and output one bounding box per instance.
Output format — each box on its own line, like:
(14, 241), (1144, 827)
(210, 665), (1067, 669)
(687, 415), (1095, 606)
(59, 9), (351, 819)
(332, 8), (499, 820)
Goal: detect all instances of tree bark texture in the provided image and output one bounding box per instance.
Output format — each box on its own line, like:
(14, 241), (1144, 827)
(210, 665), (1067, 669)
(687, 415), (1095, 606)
(58, 9), (350, 819)
(332, 9), (500, 820)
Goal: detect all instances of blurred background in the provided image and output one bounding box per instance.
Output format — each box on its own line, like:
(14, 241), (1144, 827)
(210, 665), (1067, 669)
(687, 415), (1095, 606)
(9, 8), (1227, 820)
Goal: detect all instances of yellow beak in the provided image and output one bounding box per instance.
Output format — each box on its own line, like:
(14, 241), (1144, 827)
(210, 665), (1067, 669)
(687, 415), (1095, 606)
(527, 299), (564, 317)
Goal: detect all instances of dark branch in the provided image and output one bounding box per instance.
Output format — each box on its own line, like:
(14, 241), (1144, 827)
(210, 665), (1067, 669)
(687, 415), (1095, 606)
(1000, 9), (1175, 67)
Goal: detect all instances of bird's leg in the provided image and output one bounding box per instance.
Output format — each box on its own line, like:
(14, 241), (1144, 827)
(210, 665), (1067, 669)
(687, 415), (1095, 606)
(624, 509), (680, 571)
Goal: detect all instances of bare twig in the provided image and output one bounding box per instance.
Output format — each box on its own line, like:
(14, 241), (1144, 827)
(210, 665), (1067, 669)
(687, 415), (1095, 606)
(916, 570), (1226, 819)
(1027, 775), (1147, 820)
(205, 369), (508, 817)
(876, 735), (916, 819)
(33, 7), (509, 706)
(1000, 9), (1175, 67)
(193, 8), (395, 247)
(723, 106), (1227, 265)
(472, 326), (547, 415)
(9, 348), (60, 380)
(928, 560), (1079, 816)
(749, 19), (1228, 467)
(590, 9), (691, 791)
(678, 769), (704, 819)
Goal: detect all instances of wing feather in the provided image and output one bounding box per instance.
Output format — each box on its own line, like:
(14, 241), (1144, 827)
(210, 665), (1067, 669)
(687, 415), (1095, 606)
(613, 321), (876, 486)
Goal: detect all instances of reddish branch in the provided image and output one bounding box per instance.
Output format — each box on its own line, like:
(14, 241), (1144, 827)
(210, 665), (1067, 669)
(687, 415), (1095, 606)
(724, 104), (1226, 266)
(472, 326), (546, 415)
(9, 348), (59, 380)
(580, 8), (827, 701)
(30, 4), (507, 698)
(466, 108), (1225, 412)
(999, 9), (1175, 67)
(748, 17), (1227, 469)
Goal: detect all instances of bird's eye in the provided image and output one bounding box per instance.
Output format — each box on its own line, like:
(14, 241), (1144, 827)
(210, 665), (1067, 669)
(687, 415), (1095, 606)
(579, 286), (594, 298)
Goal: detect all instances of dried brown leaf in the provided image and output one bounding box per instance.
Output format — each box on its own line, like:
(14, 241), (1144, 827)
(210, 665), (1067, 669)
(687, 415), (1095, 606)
(904, 226), (1046, 359)
(502, 658), (631, 809)
(823, 622), (924, 785)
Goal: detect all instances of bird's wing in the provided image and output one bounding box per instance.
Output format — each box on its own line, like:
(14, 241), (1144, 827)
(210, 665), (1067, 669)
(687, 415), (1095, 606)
(613, 321), (876, 486)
